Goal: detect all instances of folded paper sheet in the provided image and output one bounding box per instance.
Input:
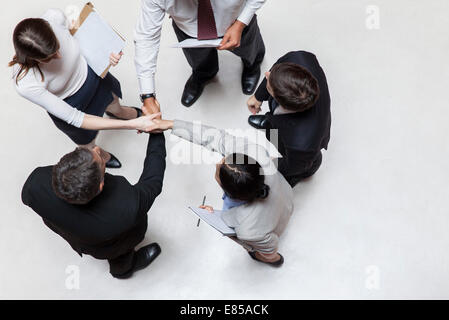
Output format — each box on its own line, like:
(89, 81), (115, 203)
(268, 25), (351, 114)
(172, 38), (222, 49)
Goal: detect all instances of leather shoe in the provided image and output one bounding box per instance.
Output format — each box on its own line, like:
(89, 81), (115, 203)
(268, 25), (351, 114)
(114, 243), (162, 280)
(248, 115), (269, 130)
(242, 65), (261, 95)
(248, 251), (284, 267)
(106, 153), (122, 169)
(181, 75), (207, 107)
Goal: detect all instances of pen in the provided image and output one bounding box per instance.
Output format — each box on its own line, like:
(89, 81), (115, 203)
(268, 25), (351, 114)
(198, 195), (206, 227)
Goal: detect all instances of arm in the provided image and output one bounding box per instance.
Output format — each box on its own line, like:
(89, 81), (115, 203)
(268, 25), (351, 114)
(41, 8), (69, 28)
(237, 0), (267, 25)
(134, 0), (165, 96)
(218, 0), (266, 50)
(135, 133), (167, 215)
(171, 120), (246, 157)
(254, 78), (270, 102)
(15, 80), (156, 132)
(160, 120), (275, 172)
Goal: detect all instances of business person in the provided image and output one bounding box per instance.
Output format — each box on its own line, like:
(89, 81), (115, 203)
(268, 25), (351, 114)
(148, 119), (293, 266)
(247, 51), (332, 187)
(9, 9), (154, 168)
(135, 0), (266, 109)
(21, 113), (166, 279)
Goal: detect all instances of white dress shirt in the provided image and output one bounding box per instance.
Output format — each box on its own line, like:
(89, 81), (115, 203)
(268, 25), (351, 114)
(135, 0), (266, 95)
(14, 9), (88, 128)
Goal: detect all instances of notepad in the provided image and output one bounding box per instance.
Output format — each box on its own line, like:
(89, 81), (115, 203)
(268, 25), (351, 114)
(72, 3), (125, 78)
(172, 38), (222, 49)
(188, 207), (236, 236)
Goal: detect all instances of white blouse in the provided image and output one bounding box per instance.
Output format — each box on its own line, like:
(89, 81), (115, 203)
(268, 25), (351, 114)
(14, 9), (88, 128)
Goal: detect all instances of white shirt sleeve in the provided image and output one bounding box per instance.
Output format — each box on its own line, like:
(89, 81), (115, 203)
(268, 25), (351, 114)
(237, 0), (267, 25)
(41, 8), (69, 29)
(15, 70), (85, 128)
(134, 0), (166, 95)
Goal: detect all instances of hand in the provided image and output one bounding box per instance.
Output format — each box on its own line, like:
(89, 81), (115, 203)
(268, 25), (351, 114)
(142, 97), (161, 119)
(109, 52), (123, 67)
(218, 20), (246, 51)
(133, 113), (161, 133)
(199, 205), (214, 213)
(247, 95), (262, 115)
(70, 19), (77, 31)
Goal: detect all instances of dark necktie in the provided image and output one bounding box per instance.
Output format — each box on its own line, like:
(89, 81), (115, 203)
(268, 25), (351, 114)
(197, 0), (218, 40)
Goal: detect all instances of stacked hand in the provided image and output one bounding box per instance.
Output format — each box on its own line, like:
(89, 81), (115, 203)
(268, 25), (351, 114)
(133, 113), (161, 133)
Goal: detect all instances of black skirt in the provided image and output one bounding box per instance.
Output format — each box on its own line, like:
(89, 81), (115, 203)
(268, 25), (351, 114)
(49, 66), (122, 145)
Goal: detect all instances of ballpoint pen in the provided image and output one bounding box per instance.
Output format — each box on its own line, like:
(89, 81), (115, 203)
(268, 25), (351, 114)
(198, 195), (206, 227)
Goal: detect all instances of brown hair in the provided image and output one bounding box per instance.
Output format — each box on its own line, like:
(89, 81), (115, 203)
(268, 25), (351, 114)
(269, 62), (320, 112)
(8, 18), (60, 83)
(52, 148), (102, 205)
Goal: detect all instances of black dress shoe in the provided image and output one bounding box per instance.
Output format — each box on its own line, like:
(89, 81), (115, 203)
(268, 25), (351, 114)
(181, 75), (207, 107)
(106, 153), (122, 169)
(242, 65), (261, 95)
(114, 243), (162, 280)
(248, 251), (284, 267)
(106, 107), (142, 120)
(248, 115), (269, 130)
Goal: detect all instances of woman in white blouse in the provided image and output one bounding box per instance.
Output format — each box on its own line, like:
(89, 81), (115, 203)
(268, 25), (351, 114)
(9, 9), (155, 168)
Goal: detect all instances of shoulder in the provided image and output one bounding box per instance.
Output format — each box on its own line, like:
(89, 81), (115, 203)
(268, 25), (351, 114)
(22, 166), (53, 205)
(283, 50), (316, 61)
(103, 174), (137, 202)
(14, 67), (45, 96)
(41, 8), (68, 28)
(142, 0), (164, 9)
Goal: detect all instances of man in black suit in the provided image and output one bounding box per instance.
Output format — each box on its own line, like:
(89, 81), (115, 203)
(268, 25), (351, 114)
(21, 130), (167, 279)
(247, 51), (331, 187)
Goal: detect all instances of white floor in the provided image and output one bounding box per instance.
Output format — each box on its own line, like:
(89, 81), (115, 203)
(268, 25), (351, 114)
(1, 0), (448, 300)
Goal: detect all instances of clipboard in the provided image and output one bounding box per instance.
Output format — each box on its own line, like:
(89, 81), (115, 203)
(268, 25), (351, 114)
(188, 207), (236, 237)
(70, 2), (125, 78)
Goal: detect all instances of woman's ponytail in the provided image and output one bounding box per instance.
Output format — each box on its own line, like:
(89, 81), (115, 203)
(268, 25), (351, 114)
(256, 184), (270, 199)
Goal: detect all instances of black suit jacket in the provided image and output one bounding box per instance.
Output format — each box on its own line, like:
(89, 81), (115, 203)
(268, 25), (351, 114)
(21, 133), (166, 260)
(255, 51), (331, 180)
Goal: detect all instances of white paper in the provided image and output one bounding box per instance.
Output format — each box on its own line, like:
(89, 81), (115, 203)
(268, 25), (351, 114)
(188, 207), (236, 236)
(74, 12), (125, 77)
(172, 38), (222, 49)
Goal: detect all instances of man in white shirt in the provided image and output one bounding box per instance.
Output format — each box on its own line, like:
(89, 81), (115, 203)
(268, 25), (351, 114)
(135, 0), (266, 110)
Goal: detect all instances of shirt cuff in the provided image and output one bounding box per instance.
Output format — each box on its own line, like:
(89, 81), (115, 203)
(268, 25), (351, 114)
(138, 77), (156, 95)
(237, 6), (257, 25)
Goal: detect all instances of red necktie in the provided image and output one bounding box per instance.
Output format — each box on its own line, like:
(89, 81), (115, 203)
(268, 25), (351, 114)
(197, 0), (218, 40)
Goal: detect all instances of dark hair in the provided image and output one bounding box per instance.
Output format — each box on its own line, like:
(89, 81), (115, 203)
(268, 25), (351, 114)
(8, 18), (59, 83)
(219, 153), (270, 202)
(269, 62), (320, 112)
(52, 148), (102, 205)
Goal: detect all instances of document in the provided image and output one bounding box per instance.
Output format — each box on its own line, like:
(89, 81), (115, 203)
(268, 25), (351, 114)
(73, 7), (125, 78)
(188, 207), (236, 236)
(172, 38), (222, 49)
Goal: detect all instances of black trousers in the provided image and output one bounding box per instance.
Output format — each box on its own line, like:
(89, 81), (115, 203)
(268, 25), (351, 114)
(172, 16), (266, 84)
(108, 250), (135, 278)
(286, 152), (323, 188)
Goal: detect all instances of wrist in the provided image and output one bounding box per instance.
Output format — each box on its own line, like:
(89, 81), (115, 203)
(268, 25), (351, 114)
(234, 20), (246, 31)
(127, 118), (139, 130)
(141, 93), (156, 103)
(161, 120), (174, 130)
